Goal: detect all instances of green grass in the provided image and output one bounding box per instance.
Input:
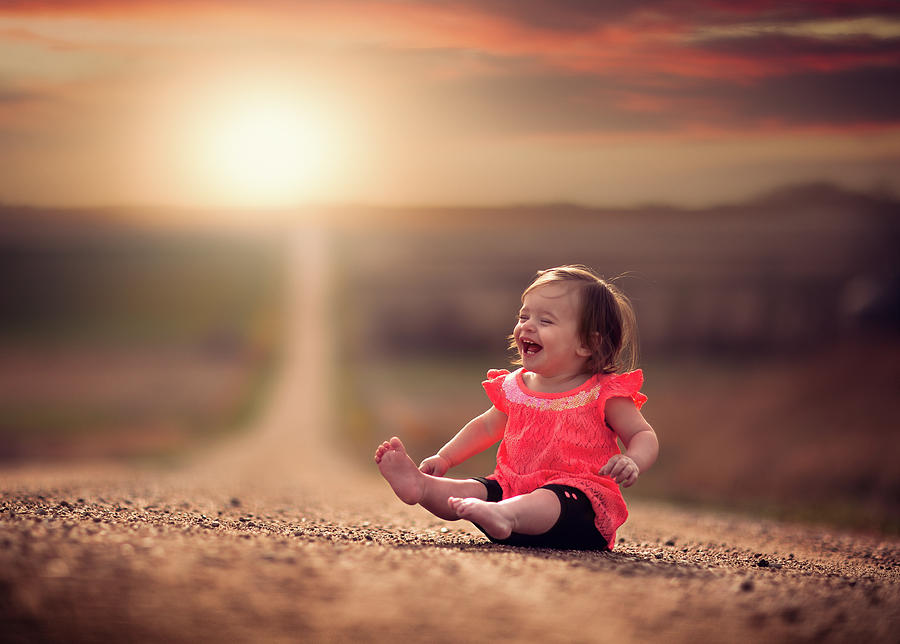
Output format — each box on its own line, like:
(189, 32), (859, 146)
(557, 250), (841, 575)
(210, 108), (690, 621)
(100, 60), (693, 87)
(0, 229), (286, 462)
(0, 233), (284, 348)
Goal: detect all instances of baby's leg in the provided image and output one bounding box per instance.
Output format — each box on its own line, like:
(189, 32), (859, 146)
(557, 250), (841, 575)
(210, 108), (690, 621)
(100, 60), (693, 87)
(374, 437), (487, 521)
(448, 489), (560, 540)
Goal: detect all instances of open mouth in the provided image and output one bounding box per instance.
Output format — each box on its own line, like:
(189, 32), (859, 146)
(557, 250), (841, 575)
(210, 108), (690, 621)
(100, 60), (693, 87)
(521, 339), (543, 355)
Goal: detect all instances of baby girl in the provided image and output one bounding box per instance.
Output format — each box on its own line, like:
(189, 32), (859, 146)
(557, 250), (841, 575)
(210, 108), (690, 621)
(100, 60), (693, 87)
(375, 265), (658, 549)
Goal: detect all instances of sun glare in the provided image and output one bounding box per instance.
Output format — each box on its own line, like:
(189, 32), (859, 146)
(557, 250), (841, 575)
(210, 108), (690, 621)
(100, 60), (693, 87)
(203, 95), (338, 207)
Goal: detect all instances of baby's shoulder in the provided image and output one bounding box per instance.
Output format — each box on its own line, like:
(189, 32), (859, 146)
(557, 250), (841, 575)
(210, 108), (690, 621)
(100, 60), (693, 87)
(485, 368), (513, 382)
(595, 370), (647, 409)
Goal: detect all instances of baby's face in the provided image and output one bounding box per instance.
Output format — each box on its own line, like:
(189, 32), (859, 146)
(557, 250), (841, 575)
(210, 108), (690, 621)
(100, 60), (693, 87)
(513, 283), (591, 378)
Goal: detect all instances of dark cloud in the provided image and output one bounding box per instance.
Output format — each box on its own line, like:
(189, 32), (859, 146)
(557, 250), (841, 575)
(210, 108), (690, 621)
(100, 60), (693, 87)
(427, 68), (698, 135)
(411, 2), (900, 136)
(446, 0), (668, 32)
(449, 0), (900, 31)
(696, 0), (900, 23)
(695, 32), (900, 61)
(425, 57), (900, 137)
(725, 65), (900, 125)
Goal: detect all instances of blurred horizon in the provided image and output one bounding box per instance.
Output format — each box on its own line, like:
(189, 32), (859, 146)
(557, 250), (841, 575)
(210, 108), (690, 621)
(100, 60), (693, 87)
(1, 179), (898, 231)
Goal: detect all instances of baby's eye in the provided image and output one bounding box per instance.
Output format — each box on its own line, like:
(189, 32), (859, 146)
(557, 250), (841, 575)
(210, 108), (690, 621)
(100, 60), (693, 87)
(540, 319), (553, 325)
(517, 314), (529, 322)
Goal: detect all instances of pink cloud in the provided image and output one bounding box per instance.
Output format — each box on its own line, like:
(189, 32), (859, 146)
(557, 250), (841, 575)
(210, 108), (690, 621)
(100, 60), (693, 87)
(2, 1), (896, 82)
(2, 0), (898, 139)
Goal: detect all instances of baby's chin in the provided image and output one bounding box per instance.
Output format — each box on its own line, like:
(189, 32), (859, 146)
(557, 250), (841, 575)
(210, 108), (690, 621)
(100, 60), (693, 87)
(520, 353), (544, 371)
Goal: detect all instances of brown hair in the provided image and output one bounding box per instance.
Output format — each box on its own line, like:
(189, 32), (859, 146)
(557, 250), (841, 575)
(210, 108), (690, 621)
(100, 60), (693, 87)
(510, 265), (638, 375)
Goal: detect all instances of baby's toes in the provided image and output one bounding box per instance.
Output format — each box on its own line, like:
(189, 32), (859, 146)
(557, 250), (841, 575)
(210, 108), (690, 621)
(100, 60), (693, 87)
(448, 497), (469, 515)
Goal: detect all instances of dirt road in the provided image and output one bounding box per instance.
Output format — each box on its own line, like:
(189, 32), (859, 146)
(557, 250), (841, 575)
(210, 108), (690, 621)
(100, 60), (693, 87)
(1, 228), (898, 643)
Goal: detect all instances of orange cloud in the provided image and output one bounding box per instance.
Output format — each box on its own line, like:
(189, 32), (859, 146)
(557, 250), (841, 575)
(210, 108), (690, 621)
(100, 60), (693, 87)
(3, 1), (897, 82)
(1, 0), (898, 208)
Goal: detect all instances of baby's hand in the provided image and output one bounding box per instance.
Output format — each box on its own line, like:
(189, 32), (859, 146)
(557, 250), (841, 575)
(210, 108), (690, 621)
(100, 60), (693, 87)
(419, 454), (451, 477)
(599, 454), (640, 488)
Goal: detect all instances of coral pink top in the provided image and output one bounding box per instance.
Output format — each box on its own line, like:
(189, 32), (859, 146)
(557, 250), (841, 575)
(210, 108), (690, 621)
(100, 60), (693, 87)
(482, 368), (647, 546)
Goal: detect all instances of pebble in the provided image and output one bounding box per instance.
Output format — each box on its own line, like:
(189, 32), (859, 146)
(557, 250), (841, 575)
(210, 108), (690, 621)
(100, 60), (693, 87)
(740, 580), (754, 592)
(45, 559), (70, 578)
(440, 527), (449, 533)
(757, 559), (770, 567)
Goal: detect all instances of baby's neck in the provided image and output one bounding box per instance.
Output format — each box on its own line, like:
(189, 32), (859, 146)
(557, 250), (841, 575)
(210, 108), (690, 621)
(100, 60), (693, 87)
(523, 369), (592, 393)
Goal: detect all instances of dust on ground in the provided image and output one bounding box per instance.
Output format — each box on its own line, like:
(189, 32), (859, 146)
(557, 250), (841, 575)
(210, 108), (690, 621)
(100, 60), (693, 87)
(2, 458), (898, 643)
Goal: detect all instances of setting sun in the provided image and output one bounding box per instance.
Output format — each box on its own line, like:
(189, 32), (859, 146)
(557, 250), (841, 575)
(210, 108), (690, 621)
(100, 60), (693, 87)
(202, 95), (339, 207)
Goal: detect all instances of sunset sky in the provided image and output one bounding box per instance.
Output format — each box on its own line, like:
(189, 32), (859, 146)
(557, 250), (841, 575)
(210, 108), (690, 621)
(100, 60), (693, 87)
(1, 1), (899, 210)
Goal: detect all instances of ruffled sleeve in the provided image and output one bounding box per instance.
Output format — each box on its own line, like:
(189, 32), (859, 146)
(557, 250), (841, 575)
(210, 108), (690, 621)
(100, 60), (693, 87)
(482, 369), (510, 414)
(603, 369), (647, 409)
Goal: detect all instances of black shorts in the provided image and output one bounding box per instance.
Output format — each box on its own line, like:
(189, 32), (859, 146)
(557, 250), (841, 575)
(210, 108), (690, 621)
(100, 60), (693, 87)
(471, 477), (609, 551)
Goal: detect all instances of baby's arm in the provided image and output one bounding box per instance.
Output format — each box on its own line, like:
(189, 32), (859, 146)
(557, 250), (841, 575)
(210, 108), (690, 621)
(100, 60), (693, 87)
(599, 397), (658, 487)
(419, 406), (507, 476)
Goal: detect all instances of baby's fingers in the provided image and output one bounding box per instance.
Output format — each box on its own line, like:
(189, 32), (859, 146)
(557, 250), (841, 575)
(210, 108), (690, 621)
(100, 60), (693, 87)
(619, 468), (639, 488)
(603, 457), (627, 479)
(601, 456), (639, 486)
(599, 455), (619, 475)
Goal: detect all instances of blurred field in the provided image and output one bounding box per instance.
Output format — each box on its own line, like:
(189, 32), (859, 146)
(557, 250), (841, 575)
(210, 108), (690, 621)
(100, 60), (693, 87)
(2, 183), (898, 535)
(640, 340), (900, 532)
(333, 183), (900, 534)
(340, 344), (900, 534)
(0, 207), (284, 462)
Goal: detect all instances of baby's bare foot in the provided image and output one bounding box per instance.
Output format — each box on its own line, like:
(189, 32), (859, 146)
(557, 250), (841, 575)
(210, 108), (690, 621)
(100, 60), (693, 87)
(448, 497), (514, 540)
(375, 437), (426, 505)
